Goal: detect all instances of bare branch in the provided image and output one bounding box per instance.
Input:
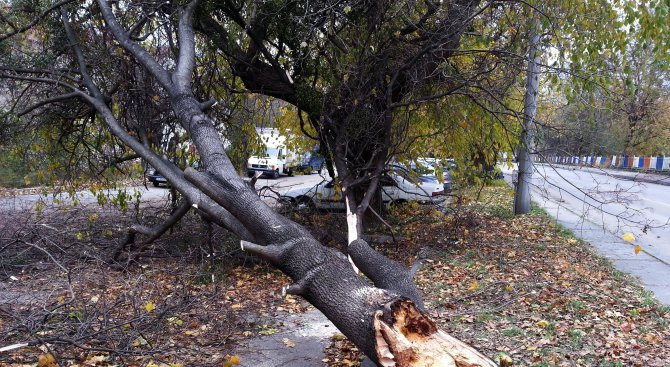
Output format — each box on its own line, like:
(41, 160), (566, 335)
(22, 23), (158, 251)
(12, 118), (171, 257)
(96, 0), (173, 89)
(173, 0), (200, 92)
(0, 0), (76, 42)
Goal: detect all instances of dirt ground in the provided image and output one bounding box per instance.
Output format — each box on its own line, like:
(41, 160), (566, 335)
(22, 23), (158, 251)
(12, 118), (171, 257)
(1, 183), (669, 367)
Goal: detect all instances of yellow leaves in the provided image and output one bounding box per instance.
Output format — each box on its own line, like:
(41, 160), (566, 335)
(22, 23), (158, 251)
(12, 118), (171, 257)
(282, 337), (296, 348)
(132, 336), (148, 346)
(468, 281), (480, 291)
(535, 320), (550, 328)
(37, 353), (56, 367)
(622, 233), (643, 255)
(222, 355), (240, 367)
(622, 233), (635, 243)
(144, 301), (156, 312)
(167, 317), (184, 326)
(494, 352), (513, 367)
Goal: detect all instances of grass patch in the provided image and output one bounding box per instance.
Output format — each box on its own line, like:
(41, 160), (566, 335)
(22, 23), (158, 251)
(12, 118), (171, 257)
(407, 183), (670, 366)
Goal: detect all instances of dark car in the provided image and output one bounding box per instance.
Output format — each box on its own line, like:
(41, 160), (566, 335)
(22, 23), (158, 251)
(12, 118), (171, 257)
(297, 153), (325, 174)
(148, 169), (168, 187)
(148, 162), (200, 187)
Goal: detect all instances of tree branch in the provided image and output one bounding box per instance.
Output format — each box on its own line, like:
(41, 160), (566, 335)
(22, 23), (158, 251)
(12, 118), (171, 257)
(173, 0), (200, 92)
(348, 239), (424, 309)
(0, 0), (76, 42)
(96, 0), (173, 89)
(17, 91), (81, 116)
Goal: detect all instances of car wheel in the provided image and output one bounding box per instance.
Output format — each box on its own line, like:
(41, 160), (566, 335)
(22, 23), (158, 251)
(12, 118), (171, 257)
(287, 168), (294, 177)
(152, 181), (160, 187)
(390, 199), (407, 208)
(272, 170), (280, 179)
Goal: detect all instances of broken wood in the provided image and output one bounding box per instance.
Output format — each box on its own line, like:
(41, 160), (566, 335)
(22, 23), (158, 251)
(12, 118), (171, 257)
(374, 299), (497, 367)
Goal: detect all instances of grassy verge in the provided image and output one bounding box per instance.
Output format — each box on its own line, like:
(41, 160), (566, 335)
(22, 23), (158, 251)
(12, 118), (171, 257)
(326, 181), (670, 366)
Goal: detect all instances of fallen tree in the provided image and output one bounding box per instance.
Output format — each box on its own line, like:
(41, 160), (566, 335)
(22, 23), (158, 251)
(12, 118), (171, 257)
(1, 0), (497, 365)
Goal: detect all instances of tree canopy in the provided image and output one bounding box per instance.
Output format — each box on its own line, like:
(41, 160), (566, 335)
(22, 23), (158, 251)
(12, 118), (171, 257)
(1, 0), (669, 365)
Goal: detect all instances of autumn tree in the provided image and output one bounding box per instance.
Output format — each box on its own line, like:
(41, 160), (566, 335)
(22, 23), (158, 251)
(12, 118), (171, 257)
(0, 0), (504, 365)
(539, 22), (670, 158)
(2, 0), (668, 365)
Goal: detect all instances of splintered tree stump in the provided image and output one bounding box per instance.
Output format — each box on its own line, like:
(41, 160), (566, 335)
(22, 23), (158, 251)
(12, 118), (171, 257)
(373, 299), (497, 367)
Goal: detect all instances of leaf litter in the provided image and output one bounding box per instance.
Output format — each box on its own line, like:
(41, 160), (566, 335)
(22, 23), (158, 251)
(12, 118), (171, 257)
(324, 184), (670, 366)
(2, 184), (669, 366)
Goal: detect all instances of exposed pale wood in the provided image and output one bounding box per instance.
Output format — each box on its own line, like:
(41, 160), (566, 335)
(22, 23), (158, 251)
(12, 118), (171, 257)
(374, 299), (497, 367)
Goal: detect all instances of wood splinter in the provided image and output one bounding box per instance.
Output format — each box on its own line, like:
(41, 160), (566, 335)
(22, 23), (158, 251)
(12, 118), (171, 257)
(373, 299), (497, 367)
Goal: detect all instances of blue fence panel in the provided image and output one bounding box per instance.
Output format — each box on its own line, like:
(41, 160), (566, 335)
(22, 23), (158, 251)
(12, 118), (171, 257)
(657, 157), (665, 171)
(638, 156), (644, 168)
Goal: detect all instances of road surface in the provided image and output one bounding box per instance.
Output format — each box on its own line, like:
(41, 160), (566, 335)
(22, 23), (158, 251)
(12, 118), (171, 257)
(504, 163), (670, 304)
(530, 164), (670, 264)
(0, 173), (329, 212)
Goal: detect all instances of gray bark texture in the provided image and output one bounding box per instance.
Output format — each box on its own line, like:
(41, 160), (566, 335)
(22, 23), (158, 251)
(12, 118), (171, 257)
(48, 1), (497, 365)
(80, 1), (427, 364)
(515, 15), (541, 215)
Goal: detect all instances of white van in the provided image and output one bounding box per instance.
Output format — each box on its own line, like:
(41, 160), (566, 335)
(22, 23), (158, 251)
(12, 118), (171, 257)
(247, 129), (298, 178)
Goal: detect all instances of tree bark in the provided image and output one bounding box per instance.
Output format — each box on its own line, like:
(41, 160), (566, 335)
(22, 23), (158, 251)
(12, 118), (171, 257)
(514, 14), (540, 215)
(57, 1), (499, 365)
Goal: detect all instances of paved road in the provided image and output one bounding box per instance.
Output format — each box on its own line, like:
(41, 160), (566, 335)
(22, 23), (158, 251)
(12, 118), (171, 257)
(0, 173), (329, 212)
(503, 163), (670, 304)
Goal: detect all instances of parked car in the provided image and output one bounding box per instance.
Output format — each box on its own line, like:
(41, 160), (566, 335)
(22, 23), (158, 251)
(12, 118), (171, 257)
(147, 162), (200, 187)
(296, 152), (325, 174)
(390, 158), (453, 191)
(148, 169), (168, 187)
(280, 167), (446, 210)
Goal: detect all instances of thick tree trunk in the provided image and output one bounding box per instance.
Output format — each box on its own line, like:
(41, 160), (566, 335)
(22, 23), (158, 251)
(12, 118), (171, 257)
(79, 2), (499, 365)
(514, 15), (540, 215)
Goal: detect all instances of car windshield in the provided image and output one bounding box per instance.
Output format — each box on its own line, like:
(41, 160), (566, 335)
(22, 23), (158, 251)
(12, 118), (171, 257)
(393, 168), (422, 184)
(265, 147), (280, 158)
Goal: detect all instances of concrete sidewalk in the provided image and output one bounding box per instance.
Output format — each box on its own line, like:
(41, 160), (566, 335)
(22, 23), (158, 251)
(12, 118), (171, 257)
(528, 179), (670, 306)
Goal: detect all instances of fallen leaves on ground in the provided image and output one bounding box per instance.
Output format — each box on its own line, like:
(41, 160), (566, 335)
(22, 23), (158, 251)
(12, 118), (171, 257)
(325, 184), (670, 366)
(1, 250), (308, 367)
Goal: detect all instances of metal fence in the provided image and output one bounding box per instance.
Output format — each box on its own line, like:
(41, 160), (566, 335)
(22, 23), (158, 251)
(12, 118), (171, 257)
(535, 155), (670, 171)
